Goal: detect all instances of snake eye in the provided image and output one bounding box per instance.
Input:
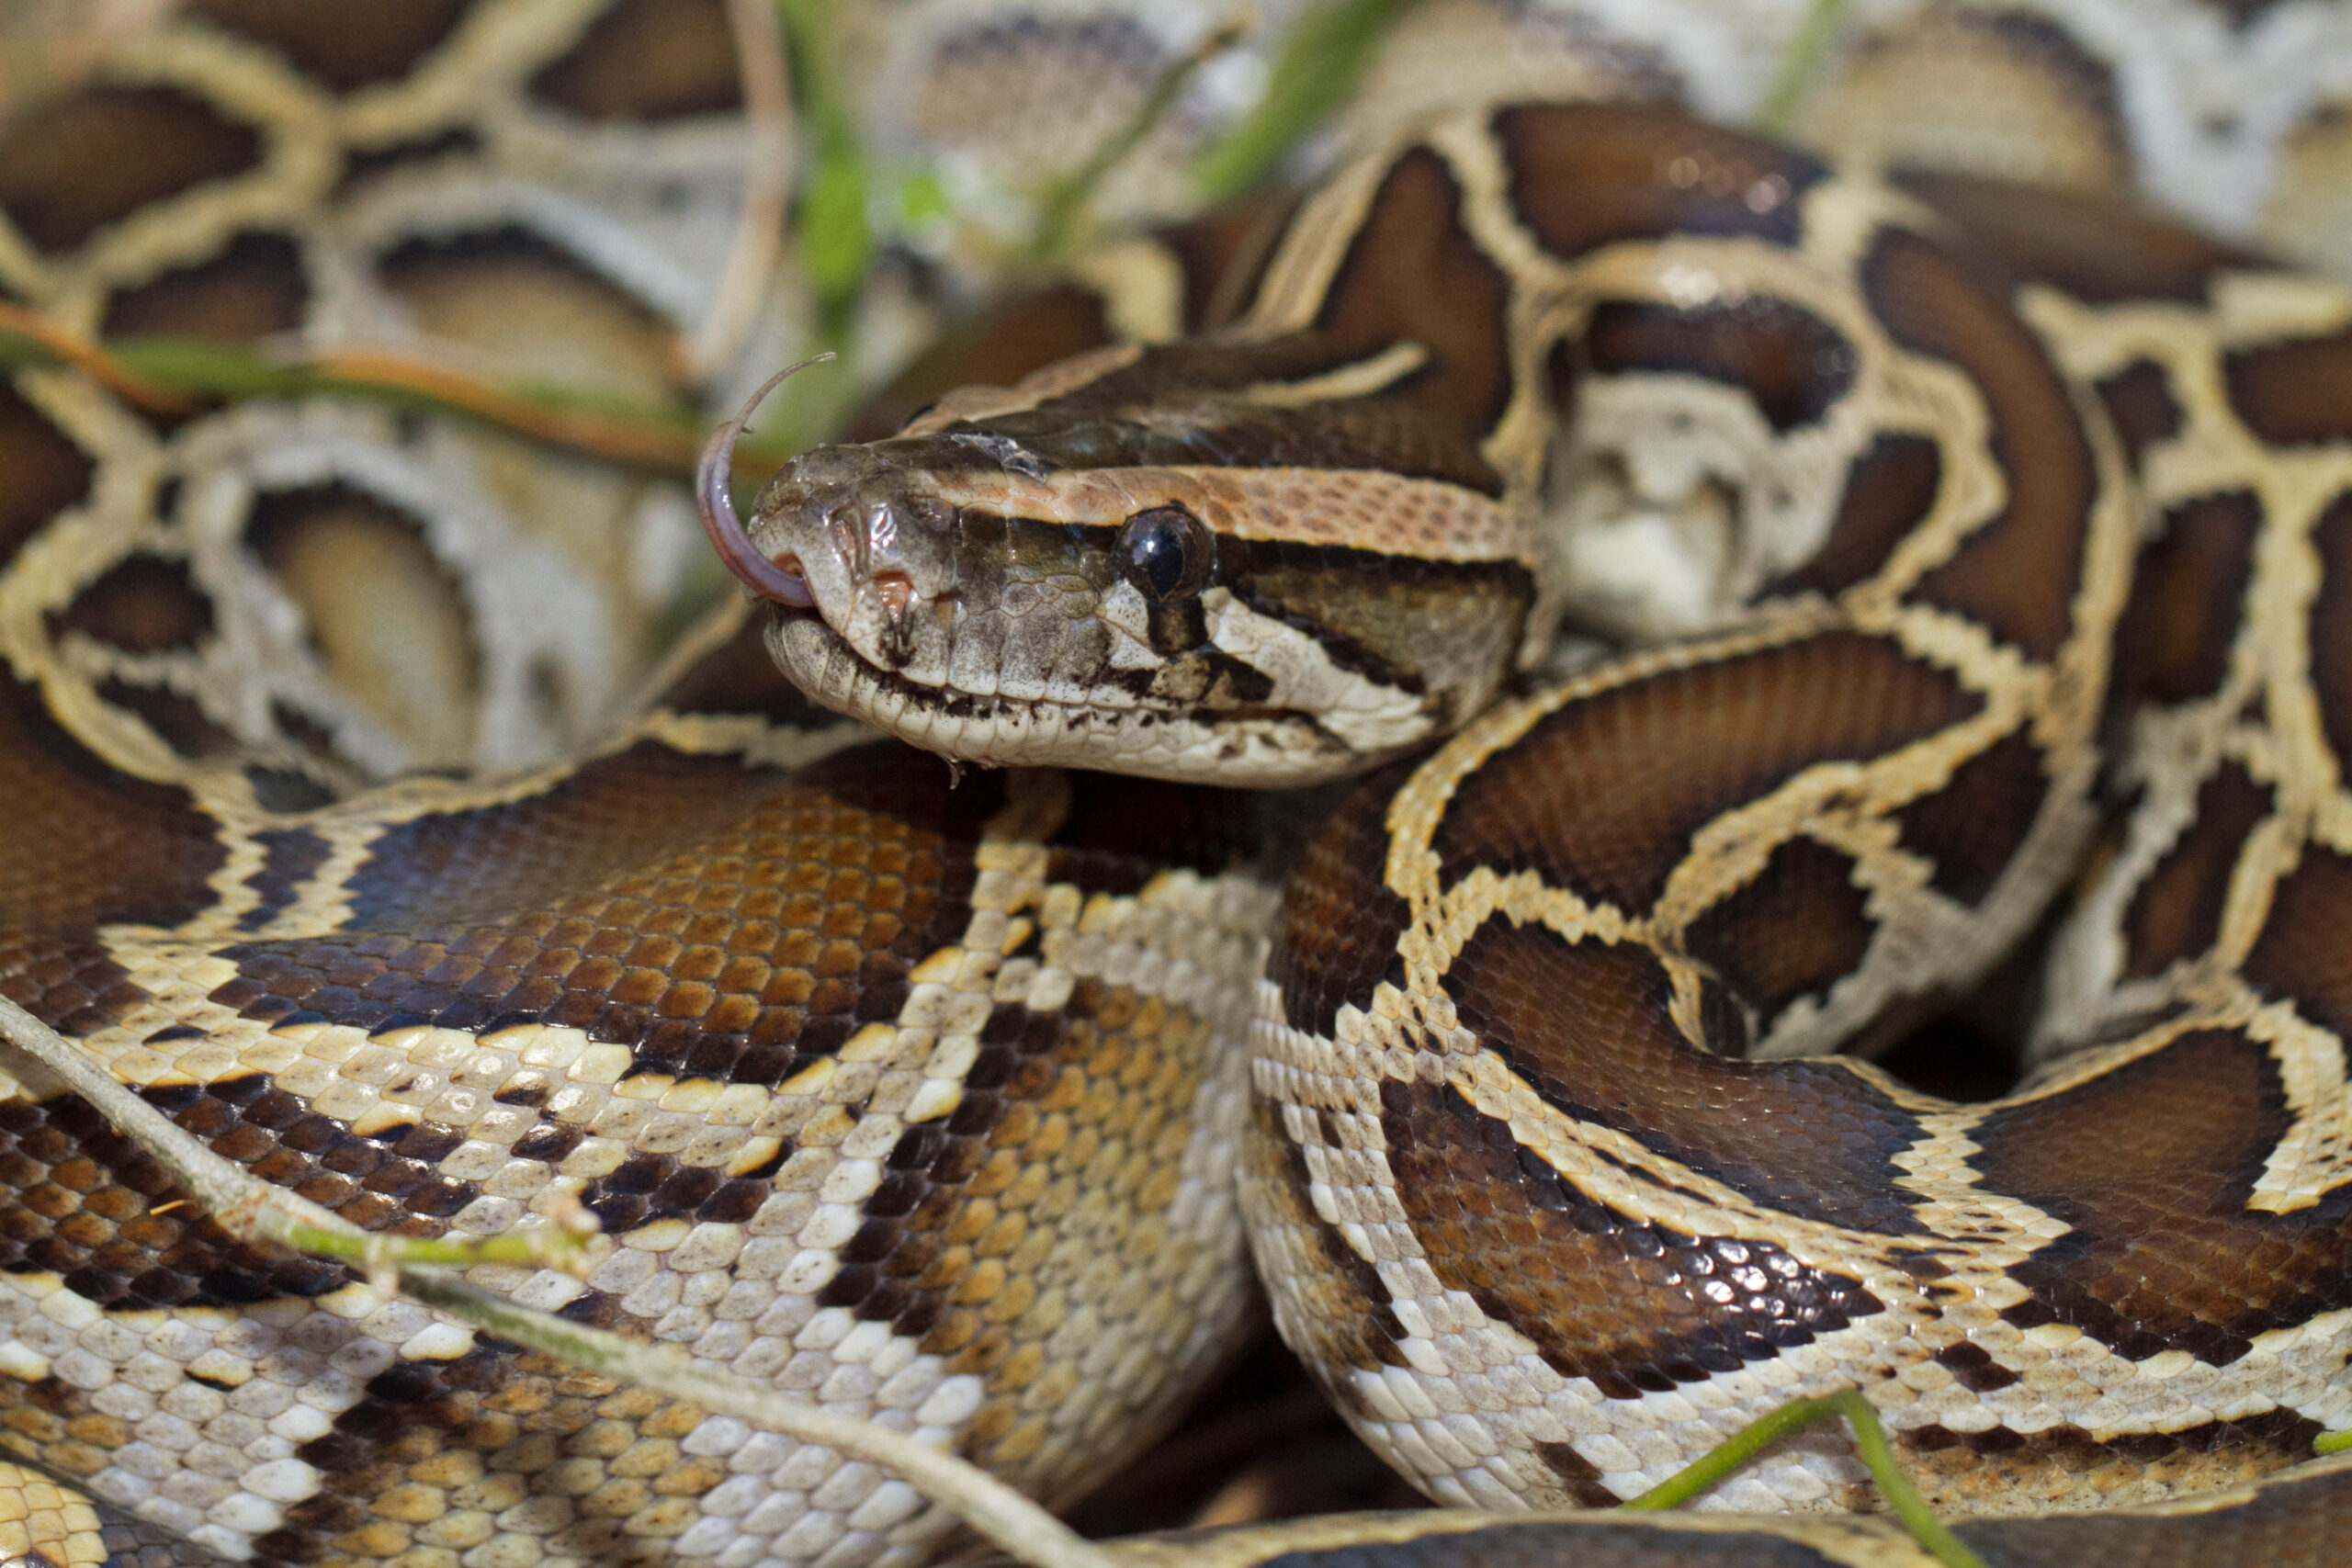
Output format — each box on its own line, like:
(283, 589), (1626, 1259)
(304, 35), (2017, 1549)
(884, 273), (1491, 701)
(1118, 505), (1213, 603)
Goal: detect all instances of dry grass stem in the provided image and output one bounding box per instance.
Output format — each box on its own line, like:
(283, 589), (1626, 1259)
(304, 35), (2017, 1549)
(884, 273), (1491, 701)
(685, 0), (797, 379)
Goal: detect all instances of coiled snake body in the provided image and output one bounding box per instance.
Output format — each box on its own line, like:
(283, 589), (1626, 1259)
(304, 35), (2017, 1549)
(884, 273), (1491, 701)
(6, 5), (2352, 1568)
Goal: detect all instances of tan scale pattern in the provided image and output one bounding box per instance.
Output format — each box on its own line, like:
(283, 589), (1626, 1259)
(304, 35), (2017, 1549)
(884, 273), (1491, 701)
(0, 725), (1272, 1568)
(17, 4), (2352, 1568)
(1221, 63), (2352, 1561)
(0, 8), (1278, 1567)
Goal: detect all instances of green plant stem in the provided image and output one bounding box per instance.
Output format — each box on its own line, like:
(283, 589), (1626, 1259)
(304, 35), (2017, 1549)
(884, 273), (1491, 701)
(775, 0), (869, 333)
(1025, 24), (1242, 267)
(1754, 0), (1852, 136)
(1623, 1388), (1991, 1568)
(0, 329), (819, 474)
(2319, 1430), (2352, 1455)
(1190, 0), (1425, 204)
(286, 1222), (586, 1273)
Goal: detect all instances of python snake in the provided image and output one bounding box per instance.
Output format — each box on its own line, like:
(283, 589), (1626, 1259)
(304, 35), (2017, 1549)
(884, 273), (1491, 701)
(5, 4), (2352, 1568)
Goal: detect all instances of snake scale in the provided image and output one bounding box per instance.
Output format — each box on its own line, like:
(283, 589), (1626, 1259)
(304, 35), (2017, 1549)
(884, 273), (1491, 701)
(6, 2), (2352, 1566)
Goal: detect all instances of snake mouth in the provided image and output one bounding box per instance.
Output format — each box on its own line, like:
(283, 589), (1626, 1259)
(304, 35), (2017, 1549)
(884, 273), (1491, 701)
(761, 609), (1358, 784)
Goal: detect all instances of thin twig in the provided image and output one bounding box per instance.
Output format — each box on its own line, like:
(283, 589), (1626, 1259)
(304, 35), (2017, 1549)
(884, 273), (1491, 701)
(1622, 1387), (1989, 1568)
(1189, 0), (1425, 204)
(0, 300), (195, 412)
(396, 1271), (1119, 1568)
(0, 322), (810, 475)
(775, 0), (870, 327)
(0, 994), (1109, 1568)
(684, 0), (796, 379)
(306, 348), (707, 468)
(0, 997), (594, 1279)
(0, 995), (341, 1251)
(1025, 23), (1245, 268)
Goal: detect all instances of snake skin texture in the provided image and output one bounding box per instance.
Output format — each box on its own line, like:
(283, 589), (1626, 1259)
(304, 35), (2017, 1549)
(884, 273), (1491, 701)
(0, 6), (1278, 1566)
(10, 4), (2352, 1568)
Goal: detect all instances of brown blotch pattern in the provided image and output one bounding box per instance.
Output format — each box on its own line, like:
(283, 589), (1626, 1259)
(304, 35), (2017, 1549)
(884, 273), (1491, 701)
(0, 85), (262, 254)
(1498, 102), (1826, 262)
(1243, 1096), (1414, 1383)
(1254, 1520), (1850, 1566)
(1314, 148), (1515, 448)
(0, 673), (227, 1034)
(1896, 171), (2260, 305)
(238, 826), (334, 933)
(2117, 491), (2262, 708)
(1527, 1444), (1619, 1511)
(551, 960), (1244, 1387)
(46, 556), (215, 656)
(1767, 433), (1944, 601)
(841, 286), (1113, 444)
(2304, 490), (2352, 767)
(1864, 230), (2096, 660)
(1893, 728), (2052, 907)
(1272, 759), (1418, 1035)
(265, 1347), (727, 1568)
(527, 0), (741, 122)
(1444, 921), (1926, 1235)
(835, 969), (1230, 1478)
(1684, 835), (1876, 1032)
(244, 481), (484, 754)
(187, 0), (471, 92)
(2244, 843), (2352, 1044)
(375, 227), (673, 354)
(1432, 630), (1984, 912)
(0, 1084), (352, 1311)
(96, 678), (240, 761)
(2225, 328), (2352, 446)
(1974, 1028), (2352, 1365)
(1050, 768), (1273, 895)
(101, 231), (309, 341)
(2123, 761), (2272, 980)
(1165, 183), (1303, 334)
(575, 1147), (774, 1237)
(1583, 298), (1854, 432)
(1951, 1443), (2352, 1568)
(1380, 1075), (1883, 1399)
(1932, 1339), (2021, 1392)
(0, 388), (92, 570)
(211, 745), (988, 1081)
(2096, 358), (2187, 468)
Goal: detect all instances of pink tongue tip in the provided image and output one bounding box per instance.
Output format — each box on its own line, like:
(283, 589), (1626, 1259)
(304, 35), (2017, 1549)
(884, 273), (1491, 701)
(695, 356), (833, 610)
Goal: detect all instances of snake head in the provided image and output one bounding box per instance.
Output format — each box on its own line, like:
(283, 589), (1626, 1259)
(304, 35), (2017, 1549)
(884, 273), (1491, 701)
(704, 344), (1544, 785)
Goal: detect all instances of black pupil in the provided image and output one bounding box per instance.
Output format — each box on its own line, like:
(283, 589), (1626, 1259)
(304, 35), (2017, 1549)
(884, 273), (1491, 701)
(1126, 510), (1197, 599)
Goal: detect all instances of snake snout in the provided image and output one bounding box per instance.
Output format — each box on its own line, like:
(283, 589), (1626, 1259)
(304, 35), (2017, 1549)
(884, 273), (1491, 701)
(740, 448), (969, 685)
